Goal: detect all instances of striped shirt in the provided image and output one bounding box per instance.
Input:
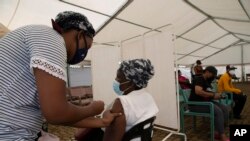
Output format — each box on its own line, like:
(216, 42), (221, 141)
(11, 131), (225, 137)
(0, 25), (67, 140)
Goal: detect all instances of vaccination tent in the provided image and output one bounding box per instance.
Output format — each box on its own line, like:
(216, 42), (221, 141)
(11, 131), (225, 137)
(1, 0), (250, 131)
(1, 0), (250, 66)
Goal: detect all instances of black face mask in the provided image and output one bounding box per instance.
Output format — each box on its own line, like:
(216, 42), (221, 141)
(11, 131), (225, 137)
(68, 33), (88, 65)
(207, 76), (215, 83)
(51, 21), (89, 65)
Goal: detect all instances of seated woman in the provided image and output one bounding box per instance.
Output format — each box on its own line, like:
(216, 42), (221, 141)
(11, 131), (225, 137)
(75, 59), (158, 141)
(103, 58), (159, 141)
(178, 70), (191, 89)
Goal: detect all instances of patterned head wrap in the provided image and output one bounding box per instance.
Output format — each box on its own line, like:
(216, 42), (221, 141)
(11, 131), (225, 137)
(55, 11), (95, 38)
(119, 59), (154, 88)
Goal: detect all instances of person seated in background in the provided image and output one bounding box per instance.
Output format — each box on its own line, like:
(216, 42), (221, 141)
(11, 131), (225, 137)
(189, 66), (229, 141)
(103, 59), (159, 141)
(178, 70), (191, 89)
(194, 60), (203, 77)
(217, 65), (247, 119)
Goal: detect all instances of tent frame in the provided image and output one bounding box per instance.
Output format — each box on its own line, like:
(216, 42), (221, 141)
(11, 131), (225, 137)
(59, 0), (250, 65)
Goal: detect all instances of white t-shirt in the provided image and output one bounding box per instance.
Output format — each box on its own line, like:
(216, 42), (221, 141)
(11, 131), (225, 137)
(118, 89), (159, 131)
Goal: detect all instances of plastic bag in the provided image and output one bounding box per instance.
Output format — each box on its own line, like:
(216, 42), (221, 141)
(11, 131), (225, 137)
(38, 131), (60, 141)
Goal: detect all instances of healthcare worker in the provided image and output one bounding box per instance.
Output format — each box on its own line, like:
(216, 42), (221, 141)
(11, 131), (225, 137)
(0, 11), (119, 140)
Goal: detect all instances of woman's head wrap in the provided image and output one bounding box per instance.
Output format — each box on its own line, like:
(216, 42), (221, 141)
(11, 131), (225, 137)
(119, 59), (154, 88)
(54, 11), (95, 38)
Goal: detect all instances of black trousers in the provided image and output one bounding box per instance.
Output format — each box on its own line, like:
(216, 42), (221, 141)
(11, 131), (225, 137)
(232, 93), (247, 116)
(75, 128), (104, 141)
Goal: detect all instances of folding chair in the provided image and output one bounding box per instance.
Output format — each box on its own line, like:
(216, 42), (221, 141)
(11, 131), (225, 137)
(210, 81), (234, 118)
(219, 92), (234, 119)
(74, 116), (156, 141)
(179, 88), (215, 141)
(67, 86), (93, 106)
(246, 73), (250, 81)
(122, 116), (156, 141)
(219, 92), (234, 107)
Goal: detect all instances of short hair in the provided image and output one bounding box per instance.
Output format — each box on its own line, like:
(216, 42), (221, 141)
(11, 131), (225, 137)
(196, 60), (202, 65)
(204, 66), (217, 76)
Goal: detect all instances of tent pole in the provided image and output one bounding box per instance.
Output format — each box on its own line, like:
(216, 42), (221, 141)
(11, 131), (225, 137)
(177, 33), (229, 61)
(95, 0), (134, 35)
(241, 45), (245, 82)
(59, 0), (134, 35)
(198, 40), (241, 61)
(239, 0), (250, 20)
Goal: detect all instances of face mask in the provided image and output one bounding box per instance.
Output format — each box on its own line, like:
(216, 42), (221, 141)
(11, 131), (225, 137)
(112, 80), (130, 96)
(207, 76), (215, 83)
(68, 34), (88, 65)
(229, 70), (235, 75)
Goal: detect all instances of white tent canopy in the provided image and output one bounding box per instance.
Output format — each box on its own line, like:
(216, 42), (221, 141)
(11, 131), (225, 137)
(1, 0), (250, 66)
(1, 0), (250, 133)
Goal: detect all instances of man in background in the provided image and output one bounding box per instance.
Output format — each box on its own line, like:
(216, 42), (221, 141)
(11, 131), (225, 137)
(194, 60), (203, 76)
(217, 65), (247, 119)
(189, 66), (229, 141)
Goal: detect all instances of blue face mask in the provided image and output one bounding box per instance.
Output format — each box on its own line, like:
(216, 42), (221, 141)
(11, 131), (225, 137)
(113, 80), (130, 96)
(68, 33), (89, 65)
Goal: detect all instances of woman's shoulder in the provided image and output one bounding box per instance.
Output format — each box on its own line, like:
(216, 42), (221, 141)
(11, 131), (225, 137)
(22, 24), (52, 30)
(110, 98), (124, 113)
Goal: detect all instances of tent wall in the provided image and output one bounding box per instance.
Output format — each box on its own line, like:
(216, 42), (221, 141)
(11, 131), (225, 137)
(122, 32), (177, 129)
(143, 32), (177, 129)
(91, 45), (121, 105)
(92, 32), (178, 129)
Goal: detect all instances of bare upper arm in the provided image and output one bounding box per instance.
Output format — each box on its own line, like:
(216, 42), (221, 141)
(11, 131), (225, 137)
(110, 98), (124, 113)
(103, 98), (126, 141)
(34, 68), (67, 122)
(195, 85), (203, 96)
